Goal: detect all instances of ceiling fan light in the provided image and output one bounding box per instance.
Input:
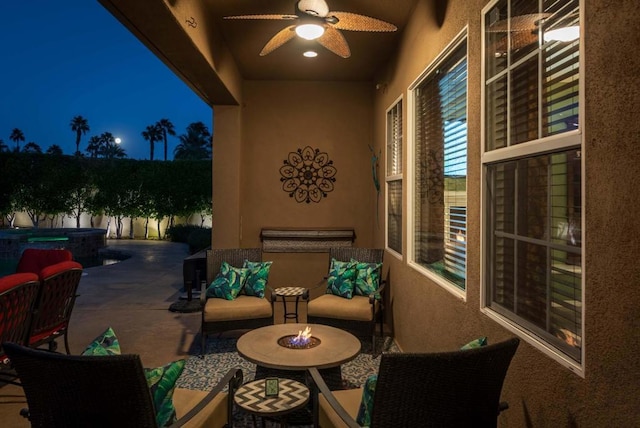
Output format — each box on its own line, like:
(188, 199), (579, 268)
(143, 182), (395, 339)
(296, 24), (325, 40)
(543, 25), (580, 43)
(303, 50), (318, 57)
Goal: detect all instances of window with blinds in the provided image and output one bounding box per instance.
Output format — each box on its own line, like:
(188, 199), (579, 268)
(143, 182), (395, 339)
(386, 99), (403, 255)
(483, 0), (583, 366)
(412, 37), (467, 291)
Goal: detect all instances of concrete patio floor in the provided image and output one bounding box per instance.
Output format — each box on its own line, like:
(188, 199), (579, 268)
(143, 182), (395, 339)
(0, 240), (213, 427)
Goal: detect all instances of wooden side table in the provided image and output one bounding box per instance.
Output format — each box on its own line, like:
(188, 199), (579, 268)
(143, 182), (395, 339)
(234, 378), (310, 427)
(274, 287), (306, 323)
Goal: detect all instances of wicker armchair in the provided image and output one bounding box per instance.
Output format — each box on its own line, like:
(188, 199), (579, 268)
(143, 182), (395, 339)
(3, 342), (243, 428)
(199, 248), (275, 353)
(27, 260), (83, 353)
(309, 338), (520, 428)
(306, 248), (385, 351)
(0, 272), (40, 385)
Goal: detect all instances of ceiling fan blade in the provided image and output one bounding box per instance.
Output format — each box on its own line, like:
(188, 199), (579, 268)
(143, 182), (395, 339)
(225, 14), (298, 20)
(486, 13), (551, 32)
(317, 26), (351, 58)
(329, 12), (397, 32)
(489, 31), (539, 54)
(260, 26), (297, 56)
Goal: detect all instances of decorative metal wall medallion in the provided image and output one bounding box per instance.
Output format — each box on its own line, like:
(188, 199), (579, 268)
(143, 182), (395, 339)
(279, 146), (337, 203)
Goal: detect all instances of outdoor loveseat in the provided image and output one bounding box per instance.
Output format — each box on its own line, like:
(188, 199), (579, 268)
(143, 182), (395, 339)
(199, 248), (275, 354)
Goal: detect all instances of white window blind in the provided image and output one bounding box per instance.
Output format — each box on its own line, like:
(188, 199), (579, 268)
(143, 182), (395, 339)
(386, 100), (403, 255)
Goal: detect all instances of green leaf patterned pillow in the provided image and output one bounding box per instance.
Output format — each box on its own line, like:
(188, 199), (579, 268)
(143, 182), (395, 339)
(206, 261), (249, 300)
(356, 374), (378, 427)
(242, 260), (272, 298)
(144, 359), (186, 427)
(326, 259), (357, 299)
(460, 336), (488, 350)
(81, 326), (121, 356)
(351, 259), (382, 299)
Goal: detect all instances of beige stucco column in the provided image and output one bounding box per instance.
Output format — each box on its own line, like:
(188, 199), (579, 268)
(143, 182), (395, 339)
(211, 105), (242, 248)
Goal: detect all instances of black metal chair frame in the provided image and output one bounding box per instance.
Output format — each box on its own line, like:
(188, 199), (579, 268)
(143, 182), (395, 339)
(199, 248), (276, 353)
(306, 248), (386, 351)
(309, 337), (520, 428)
(3, 342), (243, 428)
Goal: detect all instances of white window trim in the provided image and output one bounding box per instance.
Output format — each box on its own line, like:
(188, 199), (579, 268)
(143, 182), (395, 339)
(385, 94), (404, 260)
(407, 27), (468, 300)
(479, 0), (586, 376)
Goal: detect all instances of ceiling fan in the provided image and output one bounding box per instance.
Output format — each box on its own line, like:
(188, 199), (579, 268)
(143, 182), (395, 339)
(487, 11), (579, 52)
(224, 0), (397, 58)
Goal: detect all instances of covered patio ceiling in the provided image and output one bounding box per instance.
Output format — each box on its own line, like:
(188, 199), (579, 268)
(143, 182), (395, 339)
(99, 0), (421, 105)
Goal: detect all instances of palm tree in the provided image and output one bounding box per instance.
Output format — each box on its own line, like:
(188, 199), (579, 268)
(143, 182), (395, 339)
(46, 144), (63, 155)
(0, 138), (8, 152)
(23, 142), (42, 153)
(173, 122), (212, 160)
(99, 132), (127, 159)
(86, 135), (101, 158)
(155, 118), (176, 161)
(70, 115), (90, 156)
(142, 124), (162, 160)
(10, 128), (25, 152)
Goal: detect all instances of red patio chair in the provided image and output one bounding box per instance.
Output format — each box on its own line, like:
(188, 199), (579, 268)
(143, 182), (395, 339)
(0, 272), (40, 385)
(27, 261), (83, 354)
(16, 248), (73, 275)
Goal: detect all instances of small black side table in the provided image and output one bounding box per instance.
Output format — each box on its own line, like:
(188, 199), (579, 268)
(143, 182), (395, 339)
(274, 287), (306, 323)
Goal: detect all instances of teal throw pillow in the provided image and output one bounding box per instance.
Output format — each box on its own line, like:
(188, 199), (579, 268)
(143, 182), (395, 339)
(356, 374), (378, 427)
(242, 260), (272, 298)
(144, 359), (186, 427)
(81, 326), (121, 356)
(461, 336), (488, 350)
(326, 259), (357, 299)
(351, 259), (382, 299)
(206, 261), (249, 300)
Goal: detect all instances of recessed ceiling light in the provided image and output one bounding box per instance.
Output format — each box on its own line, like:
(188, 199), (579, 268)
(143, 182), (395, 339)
(303, 51), (318, 58)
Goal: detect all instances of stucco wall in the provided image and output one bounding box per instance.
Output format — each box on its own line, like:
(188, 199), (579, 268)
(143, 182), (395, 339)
(213, 80), (378, 290)
(375, 0), (640, 426)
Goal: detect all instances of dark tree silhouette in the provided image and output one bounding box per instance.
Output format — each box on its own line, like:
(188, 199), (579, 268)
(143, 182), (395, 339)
(9, 128), (25, 152)
(70, 115), (90, 156)
(156, 118), (176, 161)
(142, 124), (162, 161)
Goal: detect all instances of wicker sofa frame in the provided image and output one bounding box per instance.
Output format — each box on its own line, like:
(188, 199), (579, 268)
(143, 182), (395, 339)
(199, 248), (275, 354)
(306, 248), (385, 351)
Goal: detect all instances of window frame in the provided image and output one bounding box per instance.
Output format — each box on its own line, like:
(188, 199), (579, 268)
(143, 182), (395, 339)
(480, 0), (585, 375)
(385, 95), (404, 258)
(407, 28), (468, 300)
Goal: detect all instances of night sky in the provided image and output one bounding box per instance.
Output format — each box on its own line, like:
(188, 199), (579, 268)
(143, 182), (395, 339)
(0, 1), (212, 160)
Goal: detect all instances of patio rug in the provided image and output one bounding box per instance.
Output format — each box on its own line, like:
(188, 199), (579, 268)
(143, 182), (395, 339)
(176, 335), (399, 427)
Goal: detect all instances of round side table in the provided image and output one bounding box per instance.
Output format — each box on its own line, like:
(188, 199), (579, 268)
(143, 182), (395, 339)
(274, 287), (306, 323)
(234, 378), (310, 427)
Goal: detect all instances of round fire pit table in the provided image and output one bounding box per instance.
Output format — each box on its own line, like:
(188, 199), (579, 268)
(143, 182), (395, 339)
(236, 323), (361, 371)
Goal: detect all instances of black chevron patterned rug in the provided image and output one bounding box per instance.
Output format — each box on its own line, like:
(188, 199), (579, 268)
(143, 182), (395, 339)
(176, 334), (398, 427)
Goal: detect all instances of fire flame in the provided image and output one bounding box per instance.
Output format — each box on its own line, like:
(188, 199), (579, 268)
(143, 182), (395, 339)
(290, 326), (312, 346)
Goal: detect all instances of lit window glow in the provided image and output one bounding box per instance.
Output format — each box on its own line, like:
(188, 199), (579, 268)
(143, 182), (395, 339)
(544, 26), (580, 43)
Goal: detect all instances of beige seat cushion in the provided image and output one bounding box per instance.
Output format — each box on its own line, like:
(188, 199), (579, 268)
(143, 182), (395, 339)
(308, 294), (376, 322)
(319, 387), (363, 428)
(204, 294), (272, 322)
(173, 388), (228, 428)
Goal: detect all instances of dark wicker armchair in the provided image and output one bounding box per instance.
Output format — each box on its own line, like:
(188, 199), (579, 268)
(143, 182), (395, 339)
(199, 248), (275, 353)
(309, 337), (520, 428)
(27, 260), (83, 353)
(306, 248), (385, 351)
(3, 342), (243, 428)
(0, 272), (40, 385)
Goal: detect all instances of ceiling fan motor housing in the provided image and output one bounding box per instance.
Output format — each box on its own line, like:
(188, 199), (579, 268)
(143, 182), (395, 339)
(298, 0), (330, 17)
